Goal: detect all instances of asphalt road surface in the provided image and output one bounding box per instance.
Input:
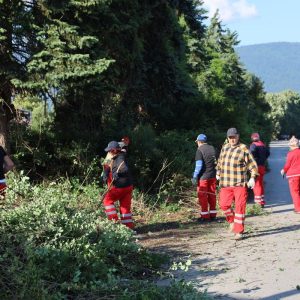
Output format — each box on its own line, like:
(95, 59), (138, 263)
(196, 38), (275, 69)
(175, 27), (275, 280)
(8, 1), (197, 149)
(264, 140), (290, 207)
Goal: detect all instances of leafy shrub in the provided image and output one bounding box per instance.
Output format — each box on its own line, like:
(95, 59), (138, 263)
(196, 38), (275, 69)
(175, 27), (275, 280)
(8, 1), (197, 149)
(246, 203), (265, 216)
(1, 172), (209, 299)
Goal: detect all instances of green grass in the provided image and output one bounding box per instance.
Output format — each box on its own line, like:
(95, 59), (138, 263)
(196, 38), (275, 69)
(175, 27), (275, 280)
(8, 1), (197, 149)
(246, 203), (267, 216)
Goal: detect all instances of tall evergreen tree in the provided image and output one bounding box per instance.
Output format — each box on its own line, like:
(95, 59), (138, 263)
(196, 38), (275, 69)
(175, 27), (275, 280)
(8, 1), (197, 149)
(243, 73), (271, 138)
(199, 12), (248, 130)
(19, 0), (206, 137)
(15, 0), (114, 143)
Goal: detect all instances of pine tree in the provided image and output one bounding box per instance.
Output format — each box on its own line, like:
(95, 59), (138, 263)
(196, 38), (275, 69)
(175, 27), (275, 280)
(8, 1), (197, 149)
(199, 12), (248, 129)
(14, 0), (114, 143)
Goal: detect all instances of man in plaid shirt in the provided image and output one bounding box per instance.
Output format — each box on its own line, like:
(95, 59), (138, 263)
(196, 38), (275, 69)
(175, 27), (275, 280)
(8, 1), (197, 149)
(216, 128), (258, 240)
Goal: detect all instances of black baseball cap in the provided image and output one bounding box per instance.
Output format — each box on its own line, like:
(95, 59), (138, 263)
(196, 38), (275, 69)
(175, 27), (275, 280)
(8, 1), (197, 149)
(227, 128), (239, 137)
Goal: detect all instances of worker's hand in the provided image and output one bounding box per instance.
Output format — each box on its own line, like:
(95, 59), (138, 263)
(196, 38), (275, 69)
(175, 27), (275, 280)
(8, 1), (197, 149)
(247, 177), (255, 189)
(280, 169), (285, 177)
(191, 178), (198, 186)
(216, 174), (220, 181)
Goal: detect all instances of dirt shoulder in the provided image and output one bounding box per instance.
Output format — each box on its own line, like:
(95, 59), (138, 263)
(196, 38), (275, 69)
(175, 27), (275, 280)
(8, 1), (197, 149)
(136, 142), (300, 300)
(137, 202), (300, 300)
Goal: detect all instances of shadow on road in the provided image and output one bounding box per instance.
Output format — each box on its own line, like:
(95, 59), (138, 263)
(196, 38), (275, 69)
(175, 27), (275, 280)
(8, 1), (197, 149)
(269, 207), (295, 214)
(248, 223), (300, 239)
(136, 221), (184, 234)
(136, 217), (226, 234)
(260, 288), (300, 300)
(210, 288), (300, 300)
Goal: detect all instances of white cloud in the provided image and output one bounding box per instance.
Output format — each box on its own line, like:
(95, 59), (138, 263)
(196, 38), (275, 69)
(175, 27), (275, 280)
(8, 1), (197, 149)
(203, 0), (258, 22)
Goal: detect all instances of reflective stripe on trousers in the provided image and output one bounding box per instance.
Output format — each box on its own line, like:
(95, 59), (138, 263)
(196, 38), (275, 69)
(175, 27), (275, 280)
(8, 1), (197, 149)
(103, 185), (134, 228)
(219, 186), (247, 233)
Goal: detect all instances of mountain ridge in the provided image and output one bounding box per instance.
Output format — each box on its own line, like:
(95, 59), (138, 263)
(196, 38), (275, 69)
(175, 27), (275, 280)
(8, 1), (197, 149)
(236, 42), (300, 93)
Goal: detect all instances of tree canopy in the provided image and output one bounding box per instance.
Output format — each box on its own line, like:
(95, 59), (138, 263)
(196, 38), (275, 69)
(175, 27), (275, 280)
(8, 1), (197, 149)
(1, 0), (272, 186)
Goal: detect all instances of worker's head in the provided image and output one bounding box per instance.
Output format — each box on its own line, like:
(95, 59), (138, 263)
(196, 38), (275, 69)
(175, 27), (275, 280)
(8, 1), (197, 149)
(195, 133), (207, 146)
(121, 136), (130, 146)
(118, 136), (130, 153)
(227, 128), (239, 146)
(289, 136), (299, 149)
(251, 132), (260, 142)
(104, 141), (121, 154)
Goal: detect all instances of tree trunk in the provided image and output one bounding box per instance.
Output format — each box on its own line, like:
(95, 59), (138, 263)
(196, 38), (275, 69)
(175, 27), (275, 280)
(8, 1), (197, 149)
(0, 83), (14, 153)
(0, 0), (14, 152)
(0, 114), (9, 151)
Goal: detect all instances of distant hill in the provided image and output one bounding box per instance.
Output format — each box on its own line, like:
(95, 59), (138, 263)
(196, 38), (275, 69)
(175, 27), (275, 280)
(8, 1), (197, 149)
(236, 42), (300, 93)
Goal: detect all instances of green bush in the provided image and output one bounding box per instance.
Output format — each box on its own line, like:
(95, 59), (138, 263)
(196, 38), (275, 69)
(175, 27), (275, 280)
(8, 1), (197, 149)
(10, 121), (229, 196)
(1, 172), (209, 299)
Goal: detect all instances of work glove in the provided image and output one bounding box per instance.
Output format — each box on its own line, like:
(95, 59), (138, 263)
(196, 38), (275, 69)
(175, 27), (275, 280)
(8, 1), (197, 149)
(216, 174), (220, 181)
(247, 177), (255, 189)
(191, 178), (198, 186)
(280, 169), (285, 177)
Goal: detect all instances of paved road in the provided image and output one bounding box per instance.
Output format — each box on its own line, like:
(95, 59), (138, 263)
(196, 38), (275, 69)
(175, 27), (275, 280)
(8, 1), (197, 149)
(164, 141), (300, 300)
(264, 141), (290, 208)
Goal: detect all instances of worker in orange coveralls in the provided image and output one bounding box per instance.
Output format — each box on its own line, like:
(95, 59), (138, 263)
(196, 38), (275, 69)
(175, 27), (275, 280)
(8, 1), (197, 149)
(249, 132), (270, 207)
(191, 133), (218, 222)
(216, 128), (258, 240)
(102, 141), (134, 229)
(281, 136), (300, 214)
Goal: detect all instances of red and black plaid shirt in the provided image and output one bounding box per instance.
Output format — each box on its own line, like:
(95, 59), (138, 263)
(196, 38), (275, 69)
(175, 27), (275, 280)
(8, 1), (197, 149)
(216, 143), (258, 187)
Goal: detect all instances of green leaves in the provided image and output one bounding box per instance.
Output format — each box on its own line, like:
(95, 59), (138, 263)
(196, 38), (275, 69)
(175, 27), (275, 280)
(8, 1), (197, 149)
(5, 0), (273, 197)
(1, 172), (170, 297)
(78, 36), (99, 49)
(266, 90), (300, 137)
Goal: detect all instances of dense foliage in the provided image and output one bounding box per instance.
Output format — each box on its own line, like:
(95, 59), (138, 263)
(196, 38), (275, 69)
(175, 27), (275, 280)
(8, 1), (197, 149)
(266, 90), (300, 138)
(1, 0), (272, 187)
(1, 172), (210, 299)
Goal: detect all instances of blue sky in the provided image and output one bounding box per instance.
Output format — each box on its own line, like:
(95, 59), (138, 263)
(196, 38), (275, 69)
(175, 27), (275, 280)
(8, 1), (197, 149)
(203, 0), (300, 46)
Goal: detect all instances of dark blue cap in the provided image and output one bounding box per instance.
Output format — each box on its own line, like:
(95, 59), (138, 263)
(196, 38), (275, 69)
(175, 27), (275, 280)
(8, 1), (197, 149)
(104, 141), (120, 152)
